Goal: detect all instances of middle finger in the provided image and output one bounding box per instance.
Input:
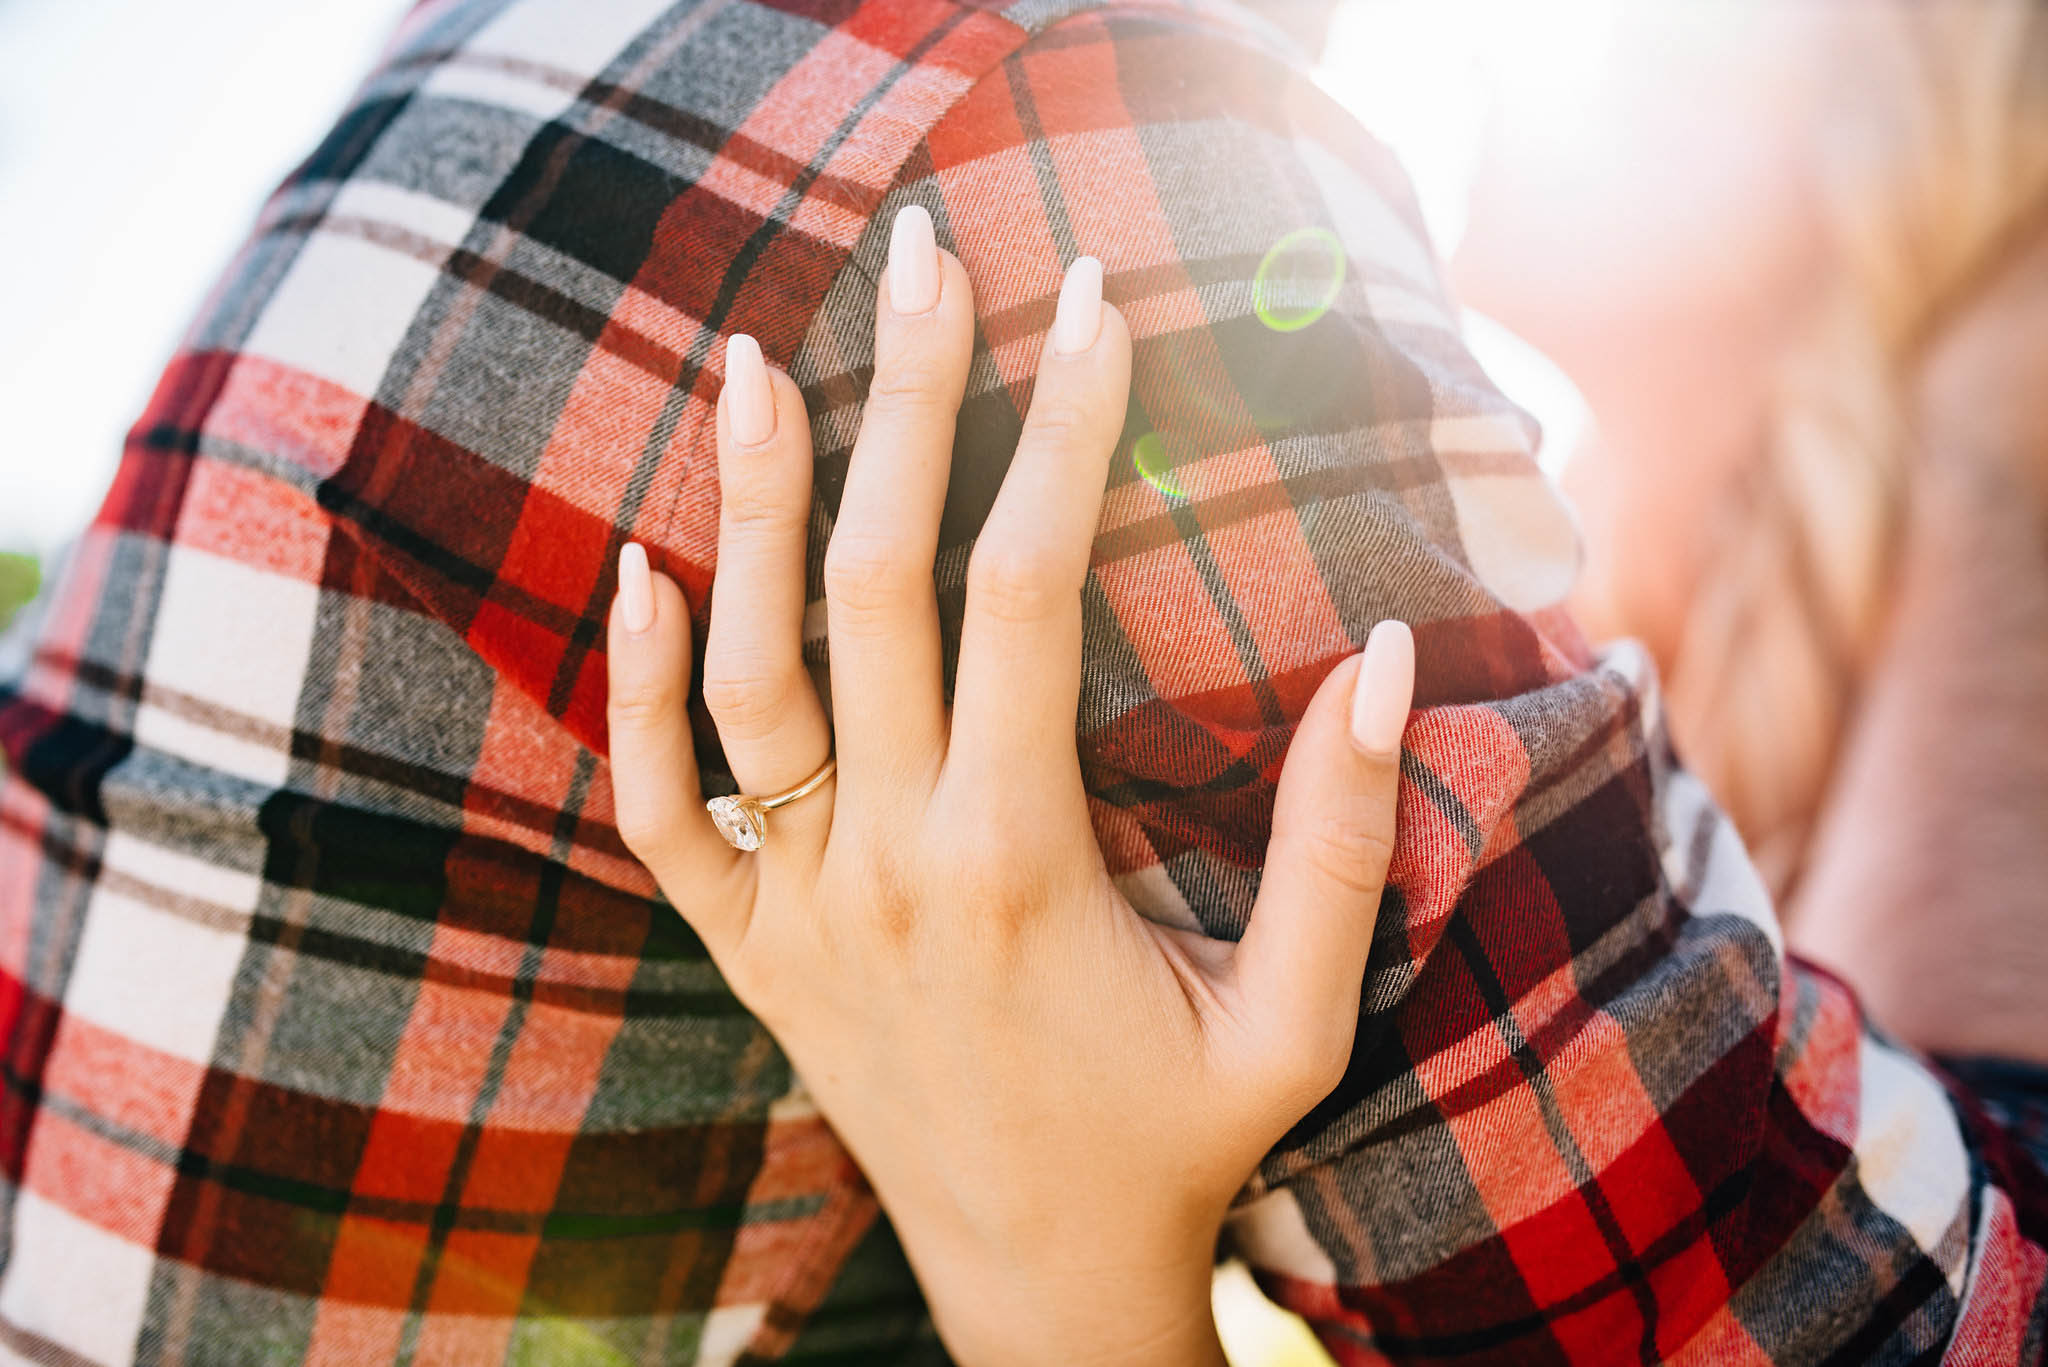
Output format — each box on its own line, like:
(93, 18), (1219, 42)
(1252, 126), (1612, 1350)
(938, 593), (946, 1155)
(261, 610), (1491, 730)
(823, 204), (975, 798)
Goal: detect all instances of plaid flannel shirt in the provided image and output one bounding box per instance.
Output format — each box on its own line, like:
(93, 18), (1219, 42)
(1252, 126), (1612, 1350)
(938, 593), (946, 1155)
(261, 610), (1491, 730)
(2, 0), (2044, 1362)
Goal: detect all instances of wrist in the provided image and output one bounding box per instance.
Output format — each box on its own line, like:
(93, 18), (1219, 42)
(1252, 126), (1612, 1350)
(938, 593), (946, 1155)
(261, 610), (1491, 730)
(913, 1231), (1227, 1367)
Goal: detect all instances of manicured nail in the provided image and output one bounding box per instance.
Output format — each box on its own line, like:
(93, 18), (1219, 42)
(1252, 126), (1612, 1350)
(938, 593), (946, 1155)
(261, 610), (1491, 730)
(889, 204), (940, 315)
(726, 333), (776, 446)
(1350, 619), (1414, 756)
(1052, 256), (1104, 355)
(619, 542), (654, 635)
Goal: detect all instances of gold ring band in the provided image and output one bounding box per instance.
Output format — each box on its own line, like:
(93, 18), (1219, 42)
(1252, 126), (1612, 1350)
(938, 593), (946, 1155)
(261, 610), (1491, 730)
(756, 756), (836, 811)
(705, 756), (835, 852)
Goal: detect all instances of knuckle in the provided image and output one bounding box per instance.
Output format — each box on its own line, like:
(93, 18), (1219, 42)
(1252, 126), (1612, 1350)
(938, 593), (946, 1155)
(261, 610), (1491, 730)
(700, 657), (794, 739)
(823, 536), (926, 622)
(720, 478), (806, 538)
(607, 678), (680, 733)
(961, 836), (1058, 935)
(847, 847), (925, 949)
(1022, 394), (1097, 448)
(1297, 805), (1396, 897)
(962, 898), (1035, 977)
(966, 543), (1071, 625)
(862, 366), (955, 424)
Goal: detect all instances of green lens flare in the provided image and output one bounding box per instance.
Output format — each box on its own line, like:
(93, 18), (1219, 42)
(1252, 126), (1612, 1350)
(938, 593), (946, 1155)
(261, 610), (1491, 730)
(1131, 431), (1190, 499)
(1252, 226), (1346, 333)
(0, 552), (38, 631)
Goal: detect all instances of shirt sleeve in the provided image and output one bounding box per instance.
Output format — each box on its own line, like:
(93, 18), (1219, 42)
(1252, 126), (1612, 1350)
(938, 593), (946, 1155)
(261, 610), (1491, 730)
(897, 9), (2048, 1362)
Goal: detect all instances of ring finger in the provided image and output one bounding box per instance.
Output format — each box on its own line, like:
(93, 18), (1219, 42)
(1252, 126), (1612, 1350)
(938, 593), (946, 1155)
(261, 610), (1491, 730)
(703, 332), (835, 851)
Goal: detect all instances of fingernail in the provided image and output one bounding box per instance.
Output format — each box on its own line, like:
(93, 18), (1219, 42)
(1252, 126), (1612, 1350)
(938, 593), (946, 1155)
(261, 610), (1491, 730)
(1052, 256), (1103, 355)
(889, 204), (940, 315)
(1350, 619), (1414, 756)
(619, 542), (655, 635)
(726, 333), (776, 446)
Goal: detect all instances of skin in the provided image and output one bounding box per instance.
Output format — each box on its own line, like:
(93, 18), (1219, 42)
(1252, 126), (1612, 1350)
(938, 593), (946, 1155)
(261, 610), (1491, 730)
(604, 214), (1417, 1365)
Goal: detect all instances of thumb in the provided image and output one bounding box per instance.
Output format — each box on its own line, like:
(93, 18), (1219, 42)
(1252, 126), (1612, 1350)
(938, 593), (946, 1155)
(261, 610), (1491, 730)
(1235, 620), (1413, 1070)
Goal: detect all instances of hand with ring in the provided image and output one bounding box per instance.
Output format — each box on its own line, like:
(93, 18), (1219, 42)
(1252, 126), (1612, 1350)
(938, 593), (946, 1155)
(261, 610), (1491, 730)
(604, 205), (1415, 1367)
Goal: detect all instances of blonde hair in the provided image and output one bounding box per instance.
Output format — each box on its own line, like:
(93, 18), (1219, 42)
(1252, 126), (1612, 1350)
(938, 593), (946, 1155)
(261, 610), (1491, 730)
(1668, 0), (2048, 898)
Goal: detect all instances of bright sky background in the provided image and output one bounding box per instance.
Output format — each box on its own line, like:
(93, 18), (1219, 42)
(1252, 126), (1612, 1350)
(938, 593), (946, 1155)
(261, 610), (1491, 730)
(1316, 0), (1619, 475)
(0, 0), (1603, 558)
(0, 0), (404, 555)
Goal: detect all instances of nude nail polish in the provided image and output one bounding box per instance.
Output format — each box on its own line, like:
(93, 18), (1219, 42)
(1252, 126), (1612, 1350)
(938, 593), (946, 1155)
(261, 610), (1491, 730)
(1350, 619), (1415, 756)
(1052, 256), (1104, 355)
(619, 542), (654, 635)
(889, 204), (940, 315)
(726, 333), (775, 446)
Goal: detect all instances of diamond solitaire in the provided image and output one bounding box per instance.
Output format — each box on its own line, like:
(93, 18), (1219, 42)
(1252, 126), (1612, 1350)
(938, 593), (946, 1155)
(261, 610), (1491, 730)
(703, 755), (835, 853)
(706, 795), (766, 852)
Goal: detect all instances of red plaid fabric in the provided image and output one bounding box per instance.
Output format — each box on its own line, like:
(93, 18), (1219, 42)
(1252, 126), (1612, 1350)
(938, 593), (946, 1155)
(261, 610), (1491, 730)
(1, 0), (2044, 1362)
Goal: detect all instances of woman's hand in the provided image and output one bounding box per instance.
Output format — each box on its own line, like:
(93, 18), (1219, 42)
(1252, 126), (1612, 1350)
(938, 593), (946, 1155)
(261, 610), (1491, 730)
(605, 205), (1415, 1367)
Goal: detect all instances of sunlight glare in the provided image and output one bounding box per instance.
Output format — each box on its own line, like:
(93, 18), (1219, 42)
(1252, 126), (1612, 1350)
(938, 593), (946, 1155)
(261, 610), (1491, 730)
(1315, 0), (1625, 254)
